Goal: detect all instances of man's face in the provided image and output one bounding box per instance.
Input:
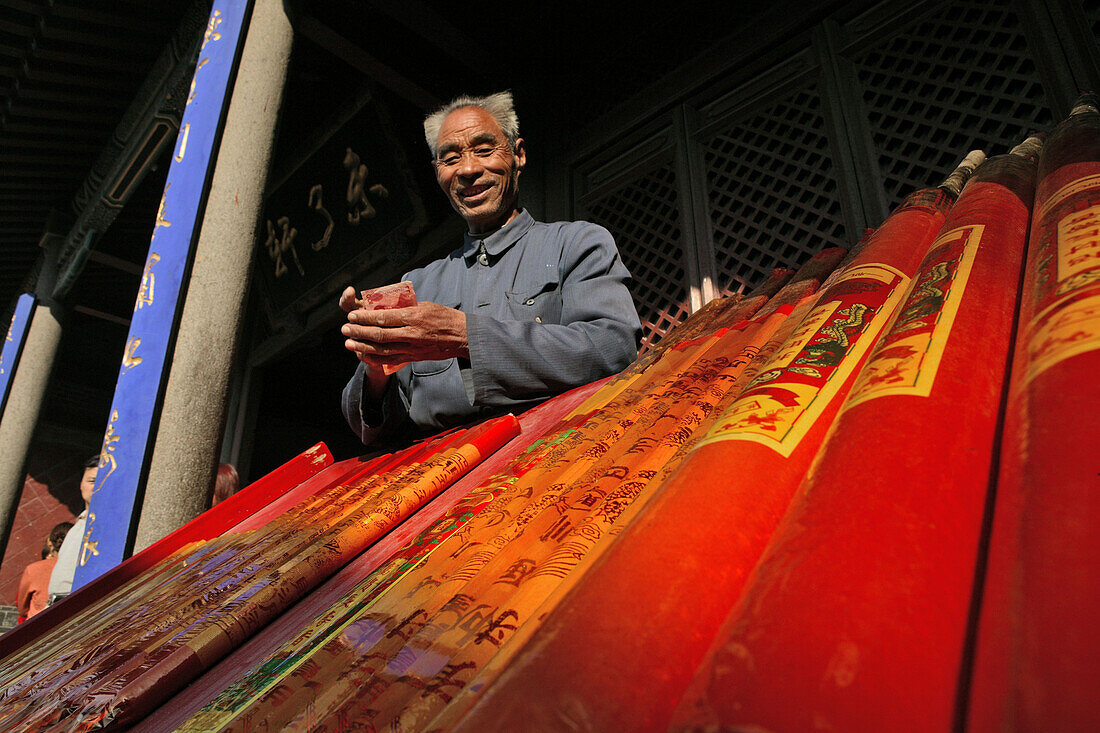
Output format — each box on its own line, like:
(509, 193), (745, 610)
(80, 465), (97, 506)
(433, 106), (526, 234)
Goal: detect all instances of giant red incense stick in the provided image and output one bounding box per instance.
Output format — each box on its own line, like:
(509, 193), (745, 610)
(668, 137), (1038, 732)
(968, 93), (1100, 732)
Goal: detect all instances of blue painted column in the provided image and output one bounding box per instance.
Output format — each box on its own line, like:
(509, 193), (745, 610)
(73, 0), (257, 588)
(0, 294), (36, 415)
(134, 0), (294, 553)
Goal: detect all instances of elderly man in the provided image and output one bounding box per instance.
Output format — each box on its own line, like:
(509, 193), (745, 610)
(340, 91), (641, 444)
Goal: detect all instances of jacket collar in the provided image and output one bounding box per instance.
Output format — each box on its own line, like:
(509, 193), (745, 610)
(462, 209), (534, 262)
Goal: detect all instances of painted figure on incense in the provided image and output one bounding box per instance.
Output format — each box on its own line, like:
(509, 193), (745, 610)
(340, 91), (642, 444)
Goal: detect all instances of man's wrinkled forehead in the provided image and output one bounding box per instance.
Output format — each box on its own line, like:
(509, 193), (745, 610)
(436, 107), (506, 150)
(437, 130), (501, 156)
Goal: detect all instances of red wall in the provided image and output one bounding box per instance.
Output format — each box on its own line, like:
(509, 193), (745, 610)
(0, 446), (84, 609)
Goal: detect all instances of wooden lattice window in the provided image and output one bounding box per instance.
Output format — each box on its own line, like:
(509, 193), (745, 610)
(566, 0), (1091, 352)
(701, 85), (849, 296)
(585, 164), (691, 351)
(851, 0), (1053, 205)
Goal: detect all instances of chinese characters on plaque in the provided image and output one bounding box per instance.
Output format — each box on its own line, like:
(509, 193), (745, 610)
(263, 147), (391, 279)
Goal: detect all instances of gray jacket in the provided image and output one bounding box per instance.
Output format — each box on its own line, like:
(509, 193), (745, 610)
(342, 210), (641, 443)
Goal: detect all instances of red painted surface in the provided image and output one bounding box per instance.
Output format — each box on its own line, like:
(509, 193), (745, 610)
(673, 158), (1034, 732)
(969, 104), (1100, 732)
(451, 192), (950, 732)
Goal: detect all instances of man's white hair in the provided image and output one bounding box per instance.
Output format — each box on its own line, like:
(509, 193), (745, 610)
(423, 91), (520, 157)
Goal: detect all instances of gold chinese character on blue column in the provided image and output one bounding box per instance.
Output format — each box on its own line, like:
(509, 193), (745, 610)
(121, 336), (143, 374)
(174, 123), (191, 162)
(154, 183), (172, 230)
(187, 58), (210, 107)
(136, 253), (161, 310)
(202, 9), (223, 49)
(97, 409), (121, 487)
(79, 513), (99, 567)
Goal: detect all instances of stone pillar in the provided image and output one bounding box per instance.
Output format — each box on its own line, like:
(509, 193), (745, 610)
(0, 244), (63, 559)
(133, 0), (293, 551)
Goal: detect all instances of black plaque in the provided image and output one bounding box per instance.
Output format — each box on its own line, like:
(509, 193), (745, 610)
(257, 97), (430, 321)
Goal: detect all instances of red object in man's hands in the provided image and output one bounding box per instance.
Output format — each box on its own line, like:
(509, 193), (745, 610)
(360, 281), (417, 374)
(361, 281), (417, 310)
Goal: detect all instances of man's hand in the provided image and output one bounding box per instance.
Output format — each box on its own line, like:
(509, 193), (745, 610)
(339, 285), (390, 399)
(341, 288), (469, 366)
(338, 285), (360, 315)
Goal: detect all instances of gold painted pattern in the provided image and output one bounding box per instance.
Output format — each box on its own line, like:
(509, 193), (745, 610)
(1026, 168), (1100, 381)
(1026, 289), (1100, 382)
(844, 225), (982, 409)
(1056, 205), (1100, 283)
(698, 264), (909, 457)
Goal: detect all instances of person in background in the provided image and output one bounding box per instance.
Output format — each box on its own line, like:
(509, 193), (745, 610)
(341, 91), (641, 445)
(211, 462), (240, 506)
(15, 521), (73, 622)
(47, 455), (98, 604)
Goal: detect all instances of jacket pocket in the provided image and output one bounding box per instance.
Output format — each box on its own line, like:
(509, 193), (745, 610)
(505, 278), (561, 324)
(410, 358), (454, 377)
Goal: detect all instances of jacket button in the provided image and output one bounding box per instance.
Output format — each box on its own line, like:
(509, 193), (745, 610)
(535, 316), (542, 323)
(525, 298), (535, 305)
